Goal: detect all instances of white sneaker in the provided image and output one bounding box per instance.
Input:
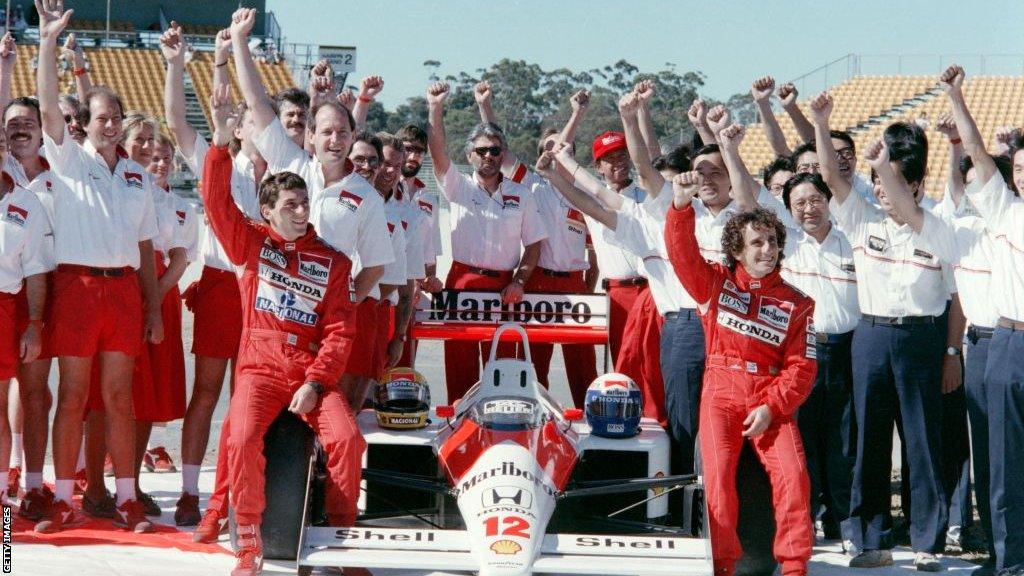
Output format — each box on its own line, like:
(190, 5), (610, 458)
(914, 552), (942, 572)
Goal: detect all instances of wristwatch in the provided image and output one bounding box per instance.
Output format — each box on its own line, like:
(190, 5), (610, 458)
(945, 346), (962, 357)
(306, 381), (325, 396)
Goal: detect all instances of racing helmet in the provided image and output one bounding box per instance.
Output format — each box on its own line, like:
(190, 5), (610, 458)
(584, 373), (642, 438)
(375, 368), (431, 429)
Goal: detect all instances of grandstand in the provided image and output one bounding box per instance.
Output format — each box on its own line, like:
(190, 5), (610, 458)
(739, 71), (1024, 198)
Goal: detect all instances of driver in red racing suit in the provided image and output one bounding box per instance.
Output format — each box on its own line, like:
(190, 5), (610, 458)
(664, 172), (816, 576)
(203, 139), (365, 576)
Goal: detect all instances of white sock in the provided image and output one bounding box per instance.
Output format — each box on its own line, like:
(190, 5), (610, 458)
(10, 433), (23, 468)
(55, 479), (74, 504)
(147, 424), (167, 450)
(182, 464), (201, 496)
(76, 442), (86, 471)
(115, 477), (135, 506)
(25, 472), (43, 490)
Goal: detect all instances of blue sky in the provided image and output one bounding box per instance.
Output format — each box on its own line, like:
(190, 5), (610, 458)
(266, 0), (1024, 108)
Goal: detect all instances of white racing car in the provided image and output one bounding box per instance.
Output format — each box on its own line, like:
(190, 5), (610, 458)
(251, 323), (712, 575)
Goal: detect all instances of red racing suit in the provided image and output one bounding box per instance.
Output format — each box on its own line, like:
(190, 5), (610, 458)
(202, 145), (365, 527)
(665, 203), (815, 576)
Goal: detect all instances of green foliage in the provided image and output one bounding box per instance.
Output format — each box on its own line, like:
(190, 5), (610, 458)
(364, 58), (747, 165)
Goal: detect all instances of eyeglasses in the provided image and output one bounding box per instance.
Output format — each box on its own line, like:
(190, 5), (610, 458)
(473, 146), (502, 158)
(350, 155), (380, 168)
(791, 196), (827, 211)
(796, 162), (821, 174)
(835, 147), (856, 160)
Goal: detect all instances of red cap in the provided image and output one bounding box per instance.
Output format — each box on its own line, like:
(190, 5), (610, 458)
(591, 131), (627, 161)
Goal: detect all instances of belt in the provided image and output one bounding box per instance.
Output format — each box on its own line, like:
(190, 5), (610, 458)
(540, 268), (572, 278)
(815, 331), (853, 344)
(862, 314), (935, 326)
(706, 354), (780, 376)
(57, 264), (133, 278)
(602, 277), (647, 289)
(967, 325), (995, 342)
(664, 308), (699, 321)
(454, 261), (506, 278)
(246, 328), (320, 353)
(998, 317), (1024, 331)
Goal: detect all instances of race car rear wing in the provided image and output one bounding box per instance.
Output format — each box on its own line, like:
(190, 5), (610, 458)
(297, 526), (713, 575)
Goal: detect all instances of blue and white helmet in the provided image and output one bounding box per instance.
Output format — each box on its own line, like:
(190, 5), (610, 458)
(584, 373), (642, 438)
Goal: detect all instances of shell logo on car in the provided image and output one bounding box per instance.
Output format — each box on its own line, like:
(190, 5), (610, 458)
(490, 540), (523, 555)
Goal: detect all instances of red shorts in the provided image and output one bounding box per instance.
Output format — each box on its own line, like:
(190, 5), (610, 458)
(343, 297), (382, 379)
(0, 292), (22, 379)
(184, 265), (243, 359)
(47, 266), (143, 358)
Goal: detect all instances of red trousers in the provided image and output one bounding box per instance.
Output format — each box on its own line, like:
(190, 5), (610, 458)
(443, 262), (514, 402)
(524, 269), (596, 408)
(207, 408), (230, 516)
(227, 337), (366, 527)
(614, 289), (667, 427)
(700, 361), (812, 576)
(605, 281), (647, 365)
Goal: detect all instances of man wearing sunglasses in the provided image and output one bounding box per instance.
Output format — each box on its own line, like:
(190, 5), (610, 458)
(426, 81), (548, 402)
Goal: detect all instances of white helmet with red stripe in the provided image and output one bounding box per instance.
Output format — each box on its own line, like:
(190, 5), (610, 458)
(584, 373), (642, 438)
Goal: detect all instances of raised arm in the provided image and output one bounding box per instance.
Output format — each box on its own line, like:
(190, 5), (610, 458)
(558, 89), (590, 146)
(778, 83), (814, 143)
(935, 114), (965, 206)
(664, 172), (719, 308)
(536, 149), (617, 229)
(634, 80), (662, 160)
(307, 60), (334, 110)
(62, 33), (91, 100)
(552, 143), (623, 211)
(808, 91), (853, 204)
(717, 123), (758, 211)
(940, 65), (996, 186)
(211, 28), (231, 93)
(752, 76), (792, 157)
(865, 139), (924, 232)
(619, 90), (664, 198)
(161, 22), (200, 161)
(0, 33), (16, 110)
(705, 104), (730, 146)
(426, 81), (452, 178)
(353, 75), (383, 132)
(687, 98), (715, 145)
(229, 8), (276, 135)
(34, 0), (74, 144)
(474, 80), (497, 125)
(204, 86), (263, 264)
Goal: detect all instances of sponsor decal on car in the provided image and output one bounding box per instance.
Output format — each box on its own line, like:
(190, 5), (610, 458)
(453, 461), (557, 498)
(334, 528), (436, 542)
(298, 252), (332, 284)
(575, 536), (678, 549)
(489, 540), (522, 555)
(482, 486), (533, 509)
(424, 290), (606, 327)
(483, 399), (535, 416)
(716, 310), (784, 346)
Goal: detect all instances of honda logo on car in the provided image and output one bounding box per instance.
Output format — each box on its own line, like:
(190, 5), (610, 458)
(482, 486), (533, 509)
(453, 461), (557, 498)
(425, 290), (605, 327)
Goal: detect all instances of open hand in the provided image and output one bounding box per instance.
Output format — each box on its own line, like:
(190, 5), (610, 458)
(34, 0), (73, 43)
(742, 405), (773, 437)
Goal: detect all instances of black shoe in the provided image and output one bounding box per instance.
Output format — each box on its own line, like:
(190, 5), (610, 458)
(82, 489), (117, 519)
(136, 491), (162, 517)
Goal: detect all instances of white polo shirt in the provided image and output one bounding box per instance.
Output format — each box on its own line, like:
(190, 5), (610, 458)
(149, 174), (182, 254)
(1, 175), (54, 293)
(780, 226), (861, 335)
(439, 167), (548, 271)
(531, 179), (590, 273)
(830, 191), (951, 317)
(385, 193), (425, 281)
(317, 173), (394, 270)
(586, 182), (644, 281)
(42, 128), (158, 268)
(963, 173), (1024, 323)
(182, 135), (263, 271)
(915, 197), (999, 329)
(170, 192), (200, 263)
(379, 208), (409, 290)
(398, 177), (442, 267)
(691, 185), (796, 264)
(605, 196), (697, 315)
